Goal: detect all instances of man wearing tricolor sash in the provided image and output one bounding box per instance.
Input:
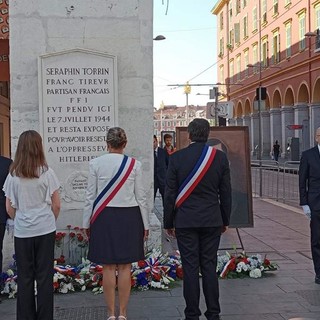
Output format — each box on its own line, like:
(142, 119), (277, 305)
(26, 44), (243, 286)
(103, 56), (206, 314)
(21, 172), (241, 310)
(164, 118), (232, 320)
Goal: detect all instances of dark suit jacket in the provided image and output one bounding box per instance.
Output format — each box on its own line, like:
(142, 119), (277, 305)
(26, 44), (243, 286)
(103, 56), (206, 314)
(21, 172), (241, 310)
(299, 146), (320, 211)
(163, 142), (232, 229)
(154, 147), (168, 188)
(0, 156), (12, 224)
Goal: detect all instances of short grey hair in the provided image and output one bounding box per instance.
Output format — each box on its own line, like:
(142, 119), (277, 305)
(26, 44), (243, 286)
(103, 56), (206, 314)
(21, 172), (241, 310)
(106, 127), (127, 149)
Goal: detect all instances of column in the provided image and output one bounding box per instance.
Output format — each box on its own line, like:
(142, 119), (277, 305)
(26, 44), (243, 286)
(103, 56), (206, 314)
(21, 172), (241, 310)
(242, 115), (252, 154)
(236, 117), (243, 126)
(261, 111), (271, 157)
(228, 118), (236, 126)
(281, 106), (294, 158)
(293, 104), (310, 152)
(310, 104), (320, 145)
(250, 113), (259, 156)
(269, 108), (281, 153)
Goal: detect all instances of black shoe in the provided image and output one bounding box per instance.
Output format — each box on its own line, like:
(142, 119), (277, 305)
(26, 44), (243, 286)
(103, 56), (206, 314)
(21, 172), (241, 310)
(315, 276), (320, 284)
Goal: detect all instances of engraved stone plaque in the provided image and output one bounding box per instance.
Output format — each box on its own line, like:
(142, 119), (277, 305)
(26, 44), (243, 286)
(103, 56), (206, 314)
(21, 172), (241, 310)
(39, 49), (118, 205)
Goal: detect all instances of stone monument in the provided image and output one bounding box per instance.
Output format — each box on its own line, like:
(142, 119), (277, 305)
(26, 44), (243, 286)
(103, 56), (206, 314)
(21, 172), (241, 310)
(5, 0), (160, 265)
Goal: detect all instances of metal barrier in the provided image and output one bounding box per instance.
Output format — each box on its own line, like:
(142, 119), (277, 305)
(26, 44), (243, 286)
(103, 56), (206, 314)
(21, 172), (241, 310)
(251, 160), (300, 205)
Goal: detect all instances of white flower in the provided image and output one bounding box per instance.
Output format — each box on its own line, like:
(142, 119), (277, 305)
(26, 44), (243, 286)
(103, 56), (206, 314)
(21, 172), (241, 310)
(236, 266), (242, 273)
(7, 269), (14, 276)
(249, 268), (262, 278)
(162, 276), (170, 284)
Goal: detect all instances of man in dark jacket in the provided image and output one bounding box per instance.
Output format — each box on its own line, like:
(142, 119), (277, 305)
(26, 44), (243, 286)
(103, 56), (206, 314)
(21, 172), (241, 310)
(0, 155), (12, 298)
(153, 135), (168, 205)
(164, 119), (232, 320)
(299, 127), (320, 284)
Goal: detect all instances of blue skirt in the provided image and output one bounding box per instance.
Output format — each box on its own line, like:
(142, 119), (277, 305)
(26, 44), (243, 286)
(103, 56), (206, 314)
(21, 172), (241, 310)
(88, 206), (145, 264)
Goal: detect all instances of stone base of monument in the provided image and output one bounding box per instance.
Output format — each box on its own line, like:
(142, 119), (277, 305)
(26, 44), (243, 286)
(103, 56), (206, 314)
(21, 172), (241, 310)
(2, 227), (14, 271)
(2, 211), (162, 268)
(145, 212), (162, 253)
(54, 210), (162, 265)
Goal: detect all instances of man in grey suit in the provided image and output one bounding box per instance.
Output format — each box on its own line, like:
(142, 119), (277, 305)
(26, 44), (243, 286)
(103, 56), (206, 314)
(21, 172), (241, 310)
(299, 127), (320, 284)
(0, 155), (12, 300)
(164, 119), (231, 320)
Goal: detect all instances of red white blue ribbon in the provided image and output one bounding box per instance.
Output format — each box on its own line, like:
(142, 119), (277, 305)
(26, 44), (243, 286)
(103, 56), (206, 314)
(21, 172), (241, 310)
(175, 145), (216, 208)
(90, 155), (136, 224)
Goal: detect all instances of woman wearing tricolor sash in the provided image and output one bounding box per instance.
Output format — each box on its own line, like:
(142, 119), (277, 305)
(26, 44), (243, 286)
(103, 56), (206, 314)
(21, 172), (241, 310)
(83, 127), (149, 320)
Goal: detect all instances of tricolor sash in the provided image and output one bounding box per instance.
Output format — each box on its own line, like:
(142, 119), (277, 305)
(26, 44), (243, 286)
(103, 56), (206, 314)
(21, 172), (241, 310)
(90, 155), (136, 224)
(175, 145), (216, 208)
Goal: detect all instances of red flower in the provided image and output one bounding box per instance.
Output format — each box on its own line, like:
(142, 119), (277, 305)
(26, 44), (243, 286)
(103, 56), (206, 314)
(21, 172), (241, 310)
(153, 273), (161, 281)
(228, 258), (236, 271)
(53, 282), (59, 289)
(264, 258), (270, 266)
(138, 260), (147, 268)
(95, 266), (103, 272)
(74, 227), (80, 230)
(176, 266), (183, 279)
(69, 232), (75, 238)
(77, 234), (84, 242)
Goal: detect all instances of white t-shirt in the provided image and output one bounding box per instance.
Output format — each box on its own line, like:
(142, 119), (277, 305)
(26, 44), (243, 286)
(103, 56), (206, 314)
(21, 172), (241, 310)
(3, 167), (60, 238)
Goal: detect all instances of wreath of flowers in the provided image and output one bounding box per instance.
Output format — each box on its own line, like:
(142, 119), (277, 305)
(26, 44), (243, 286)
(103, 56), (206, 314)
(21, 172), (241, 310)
(1, 229), (277, 298)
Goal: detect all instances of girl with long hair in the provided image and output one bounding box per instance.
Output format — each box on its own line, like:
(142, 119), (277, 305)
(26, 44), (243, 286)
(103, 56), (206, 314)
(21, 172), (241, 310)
(3, 130), (60, 320)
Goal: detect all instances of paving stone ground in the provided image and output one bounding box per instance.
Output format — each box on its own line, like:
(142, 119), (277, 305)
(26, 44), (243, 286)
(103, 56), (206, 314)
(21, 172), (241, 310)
(2, 197), (320, 320)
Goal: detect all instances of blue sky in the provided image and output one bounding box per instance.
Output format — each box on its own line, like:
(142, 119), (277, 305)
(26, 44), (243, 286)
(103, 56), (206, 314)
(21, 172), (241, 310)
(153, 0), (218, 109)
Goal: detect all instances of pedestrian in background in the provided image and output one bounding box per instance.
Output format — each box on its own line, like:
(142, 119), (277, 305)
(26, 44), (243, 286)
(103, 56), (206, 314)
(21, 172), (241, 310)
(299, 127), (320, 285)
(0, 155), (12, 303)
(83, 127), (149, 320)
(3, 130), (60, 319)
(272, 140), (281, 162)
(153, 135), (168, 205)
(164, 118), (232, 320)
(163, 133), (176, 155)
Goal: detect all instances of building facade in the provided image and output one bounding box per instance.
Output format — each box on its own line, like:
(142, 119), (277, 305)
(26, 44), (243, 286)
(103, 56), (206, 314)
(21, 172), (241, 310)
(212, 0), (320, 157)
(153, 104), (209, 144)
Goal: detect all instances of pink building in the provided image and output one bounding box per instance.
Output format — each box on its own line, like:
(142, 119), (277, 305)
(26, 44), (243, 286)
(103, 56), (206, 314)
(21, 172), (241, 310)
(212, 0), (320, 157)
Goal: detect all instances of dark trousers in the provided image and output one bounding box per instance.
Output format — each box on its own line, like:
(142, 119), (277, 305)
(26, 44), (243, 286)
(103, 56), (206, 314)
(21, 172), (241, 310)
(15, 231), (55, 320)
(154, 178), (165, 206)
(0, 223), (5, 276)
(311, 211), (320, 276)
(176, 227), (222, 320)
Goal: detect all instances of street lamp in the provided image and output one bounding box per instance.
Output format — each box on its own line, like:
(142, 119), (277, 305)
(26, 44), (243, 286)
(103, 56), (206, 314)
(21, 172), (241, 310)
(184, 82), (191, 125)
(153, 35), (166, 41)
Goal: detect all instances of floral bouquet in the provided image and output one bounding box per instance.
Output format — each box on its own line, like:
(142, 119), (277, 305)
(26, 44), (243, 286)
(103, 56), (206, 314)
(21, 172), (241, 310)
(1, 255), (18, 298)
(217, 251), (278, 279)
(54, 226), (89, 265)
(131, 249), (183, 290)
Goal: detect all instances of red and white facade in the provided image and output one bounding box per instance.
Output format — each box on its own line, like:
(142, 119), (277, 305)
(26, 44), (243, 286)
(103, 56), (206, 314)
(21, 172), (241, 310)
(212, 0), (320, 156)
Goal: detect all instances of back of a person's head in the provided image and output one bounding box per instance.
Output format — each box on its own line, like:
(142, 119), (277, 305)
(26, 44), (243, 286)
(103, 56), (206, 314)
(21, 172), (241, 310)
(107, 127), (127, 149)
(11, 130), (47, 178)
(188, 118), (210, 142)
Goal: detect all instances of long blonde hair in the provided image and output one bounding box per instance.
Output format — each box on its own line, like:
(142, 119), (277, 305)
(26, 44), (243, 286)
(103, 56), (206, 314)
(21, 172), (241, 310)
(10, 130), (48, 178)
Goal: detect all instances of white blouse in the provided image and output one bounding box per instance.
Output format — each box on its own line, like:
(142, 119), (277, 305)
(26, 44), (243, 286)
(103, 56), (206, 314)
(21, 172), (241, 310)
(83, 153), (149, 230)
(3, 168), (60, 238)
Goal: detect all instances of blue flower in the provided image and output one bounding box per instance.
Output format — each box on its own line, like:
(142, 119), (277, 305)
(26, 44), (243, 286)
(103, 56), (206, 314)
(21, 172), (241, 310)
(136, 272), (148, 286)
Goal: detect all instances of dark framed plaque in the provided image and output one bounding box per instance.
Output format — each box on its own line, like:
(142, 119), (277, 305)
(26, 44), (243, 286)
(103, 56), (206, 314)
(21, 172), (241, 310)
(176, 126), (253, 228)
